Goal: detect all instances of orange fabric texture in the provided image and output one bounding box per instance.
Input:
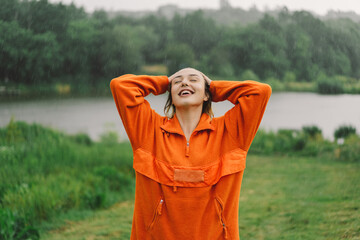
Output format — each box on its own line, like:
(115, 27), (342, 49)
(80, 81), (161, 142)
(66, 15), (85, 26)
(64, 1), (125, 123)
(110, 74), (271, 240)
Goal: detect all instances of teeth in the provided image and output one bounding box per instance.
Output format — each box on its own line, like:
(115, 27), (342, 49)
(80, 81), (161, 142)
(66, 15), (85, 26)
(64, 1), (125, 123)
(179, 90), (193, 96)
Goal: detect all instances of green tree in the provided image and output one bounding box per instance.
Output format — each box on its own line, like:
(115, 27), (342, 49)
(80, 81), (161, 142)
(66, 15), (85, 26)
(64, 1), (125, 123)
(172, 11), (221, 57)
(284, 24), (313, 81)
(125, 25), (159, 65)
(198, 46), (234, 78)
(17, 0), (86, 39)
(0, 20), (61, 84)
(291, 11), (351, 78)
(224, 16), (289, 79)
(164, 43), (195, 74)
(61, 19), (99, 78)
(139, 15), (172, 63)
(100, 25), (144, 77)
(0, 0), (20, 22)
(326, 18), (360, 78)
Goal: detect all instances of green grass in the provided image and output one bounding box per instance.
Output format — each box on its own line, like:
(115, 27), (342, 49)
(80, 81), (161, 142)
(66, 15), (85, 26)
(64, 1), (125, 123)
(1, 121), (359, 239)
(239, 155), (360, 239)
(42, 155), (360, 240)
(41, 201), (134, 240)
(0, 120), (135, 239)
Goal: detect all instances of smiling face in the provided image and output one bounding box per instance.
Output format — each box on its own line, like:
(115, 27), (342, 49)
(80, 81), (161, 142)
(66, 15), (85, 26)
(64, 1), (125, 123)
(170, 68), (209, 110)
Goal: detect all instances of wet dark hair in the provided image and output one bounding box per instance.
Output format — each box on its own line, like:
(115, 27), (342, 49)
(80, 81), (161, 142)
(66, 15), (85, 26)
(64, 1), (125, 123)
(164, 80), (213, 118)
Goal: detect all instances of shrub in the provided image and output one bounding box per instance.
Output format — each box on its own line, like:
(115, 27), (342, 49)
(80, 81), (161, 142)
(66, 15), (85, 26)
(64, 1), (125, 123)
(275, 129), (302, 152)
(251, 126), (336, 157)
(240, 69), (259, 81)
(335, 135), (360, 162)
(334, 125), (357, 139)
(70, 132), (93, 146)
(99, 131), (119, 146)
(316, 75), (344, 94)
(0, 121), (135, 233)
(81, 187), (107, 210)
(93, 166), (133, 191)
(265, 77), (286, 91)
(301, 138), (334, 157)
(0, 208), (39, 240)
(302, 125), (322, 139)
(251, 129), (307, 154)
(282, 71), (296, 83)
(250, 129), (276, 155)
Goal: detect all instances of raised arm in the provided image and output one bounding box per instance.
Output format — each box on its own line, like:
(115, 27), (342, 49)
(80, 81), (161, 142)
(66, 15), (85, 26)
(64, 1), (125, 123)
(210, 80), (272, 151)
(110, 74), (169, 149)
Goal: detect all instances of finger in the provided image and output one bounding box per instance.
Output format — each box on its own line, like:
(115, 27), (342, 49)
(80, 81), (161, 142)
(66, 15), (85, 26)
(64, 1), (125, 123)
(201, 73), (212, 85)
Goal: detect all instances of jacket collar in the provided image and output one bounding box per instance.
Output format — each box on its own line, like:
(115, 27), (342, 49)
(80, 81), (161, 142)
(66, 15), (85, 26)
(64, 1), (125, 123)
(160, 113), (215, 135)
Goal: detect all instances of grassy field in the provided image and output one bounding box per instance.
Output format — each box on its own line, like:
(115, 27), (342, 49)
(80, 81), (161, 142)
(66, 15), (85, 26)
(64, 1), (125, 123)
(42, 155), (360, 240)
(1, 121), (359, 239)
(0, 120), (135, 239)
(239, 155), (359, 239)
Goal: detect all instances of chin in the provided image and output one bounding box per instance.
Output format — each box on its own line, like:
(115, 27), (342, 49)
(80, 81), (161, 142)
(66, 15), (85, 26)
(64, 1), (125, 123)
(175, 102), (203, 109)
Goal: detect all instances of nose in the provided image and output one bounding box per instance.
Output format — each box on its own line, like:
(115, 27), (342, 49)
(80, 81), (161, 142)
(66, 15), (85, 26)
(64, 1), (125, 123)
(181, 81), (189, 87)
(181, 77), (192, 86)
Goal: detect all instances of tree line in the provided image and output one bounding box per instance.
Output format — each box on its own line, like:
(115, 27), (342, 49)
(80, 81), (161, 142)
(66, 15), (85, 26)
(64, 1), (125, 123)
(1, 0), (360, 88)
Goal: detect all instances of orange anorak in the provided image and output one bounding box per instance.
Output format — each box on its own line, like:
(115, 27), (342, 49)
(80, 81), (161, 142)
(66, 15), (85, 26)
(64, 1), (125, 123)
(110, 74), (271, 240)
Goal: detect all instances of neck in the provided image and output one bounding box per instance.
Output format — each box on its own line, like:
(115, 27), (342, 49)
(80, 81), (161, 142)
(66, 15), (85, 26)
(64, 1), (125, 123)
(175, 105), (203, 142)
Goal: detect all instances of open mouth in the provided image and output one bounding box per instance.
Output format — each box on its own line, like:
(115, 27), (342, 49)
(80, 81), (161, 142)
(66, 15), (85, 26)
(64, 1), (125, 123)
(178, 89), (194, 96)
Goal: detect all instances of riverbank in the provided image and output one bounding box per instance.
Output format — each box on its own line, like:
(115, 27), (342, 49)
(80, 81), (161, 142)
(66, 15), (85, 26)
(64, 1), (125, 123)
(1, 66), (360, 102)
(0, 80), (112, 103)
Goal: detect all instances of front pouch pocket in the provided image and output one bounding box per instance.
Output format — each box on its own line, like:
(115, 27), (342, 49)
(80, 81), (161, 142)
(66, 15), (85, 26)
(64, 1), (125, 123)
(215, 197), (230, 239)
(147, 197), (164, 231)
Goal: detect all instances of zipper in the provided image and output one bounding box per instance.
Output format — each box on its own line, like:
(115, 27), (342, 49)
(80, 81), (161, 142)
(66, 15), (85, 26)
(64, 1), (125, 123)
(215, 197), (229, 239)
(185, 141), (190, 157)
(185, 131), (197, 157)
(147, 198), (164, 230)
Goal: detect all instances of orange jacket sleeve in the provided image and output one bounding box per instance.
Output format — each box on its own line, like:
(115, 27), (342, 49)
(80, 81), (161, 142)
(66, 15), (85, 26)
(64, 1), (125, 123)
(210, 80), (272, 151)
(110, 74), (169, 149)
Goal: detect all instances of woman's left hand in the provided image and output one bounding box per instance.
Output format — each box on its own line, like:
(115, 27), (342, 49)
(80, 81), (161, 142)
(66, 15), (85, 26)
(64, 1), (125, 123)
(201, 73), (212, 85)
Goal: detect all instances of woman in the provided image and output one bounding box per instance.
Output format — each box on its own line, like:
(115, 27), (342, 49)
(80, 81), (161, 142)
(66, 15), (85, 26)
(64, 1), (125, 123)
(110, 68), (271, 240)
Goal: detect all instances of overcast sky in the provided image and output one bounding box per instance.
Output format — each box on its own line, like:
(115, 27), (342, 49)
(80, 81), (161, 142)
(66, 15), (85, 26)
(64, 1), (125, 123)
(48, 0), (360, 15)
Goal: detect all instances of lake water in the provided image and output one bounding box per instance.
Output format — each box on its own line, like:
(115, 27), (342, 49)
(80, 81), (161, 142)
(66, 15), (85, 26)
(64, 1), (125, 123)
(1, 92), (360, 141)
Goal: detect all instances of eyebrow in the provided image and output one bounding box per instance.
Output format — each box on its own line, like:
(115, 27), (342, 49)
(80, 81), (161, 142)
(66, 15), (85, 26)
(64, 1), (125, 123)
(174, 74), (201, 79)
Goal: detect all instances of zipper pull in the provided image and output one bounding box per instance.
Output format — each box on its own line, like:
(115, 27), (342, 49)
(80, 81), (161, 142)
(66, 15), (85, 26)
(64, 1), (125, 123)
(157, 199), (164, 215)
(223, 223), (228, 239)
(147, 198), (164, 230)
(185, 142), (190, 157)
